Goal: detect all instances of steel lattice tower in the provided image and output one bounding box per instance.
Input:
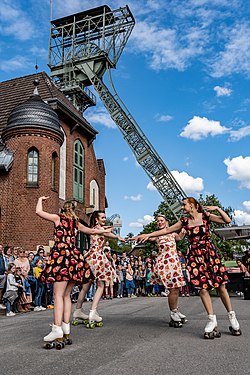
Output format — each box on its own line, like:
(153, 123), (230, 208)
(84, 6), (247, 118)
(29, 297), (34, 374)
(48, 5), (187, 219)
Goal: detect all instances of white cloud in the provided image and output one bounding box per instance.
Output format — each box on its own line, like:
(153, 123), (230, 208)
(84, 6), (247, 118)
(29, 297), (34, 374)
(210, 24), (250, 78)
(155, 114), (173, 122)
(85, 108), (116, 129)
(30, 46), (48, 59)
(0, 2), (35, 41)
(243, 201), (250, 212)
(124, 194), (142, 201)
(214, 85), (232, 97)
(180, 116), (230, 140)
(147, 182), (157, 191)
(130, 21), (207, 71)
(123, 156), (129, 162)
(0, 55), (32, 72)
(229, 126), (250, 141)
(233, 210), (250, 225)
(171, 170), (204, 195)
(224, 156), (250, 188)
(129, 214), (154, 228)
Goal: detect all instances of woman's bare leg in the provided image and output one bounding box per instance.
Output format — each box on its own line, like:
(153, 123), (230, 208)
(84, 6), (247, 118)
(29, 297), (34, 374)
(91, 280), (105, 310)
(199, 289), (213, 315)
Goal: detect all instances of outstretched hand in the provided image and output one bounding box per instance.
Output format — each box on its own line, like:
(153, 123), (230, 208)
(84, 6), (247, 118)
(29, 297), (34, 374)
(130, 234), (150, 243)
(118, 237), (126, 242)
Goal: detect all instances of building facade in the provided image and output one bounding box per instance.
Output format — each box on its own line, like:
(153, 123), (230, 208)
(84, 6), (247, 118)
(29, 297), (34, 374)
(0, 72), (106, 252)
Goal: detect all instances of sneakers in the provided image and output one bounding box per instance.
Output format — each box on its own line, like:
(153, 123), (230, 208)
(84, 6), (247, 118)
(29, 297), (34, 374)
(0, 303), (6, 309)
(47, 305), (54, 309)
(39, 306), (47, 311)
(34, 306), (42, 311)
(6, 311), (16, 317)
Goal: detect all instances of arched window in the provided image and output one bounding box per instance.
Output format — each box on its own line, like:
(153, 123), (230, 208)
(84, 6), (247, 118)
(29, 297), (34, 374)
(90, 180), (99, 210)
(73, 140), (84, 202)
(27, 148), (38, 186)
(52, 152), (59, 191)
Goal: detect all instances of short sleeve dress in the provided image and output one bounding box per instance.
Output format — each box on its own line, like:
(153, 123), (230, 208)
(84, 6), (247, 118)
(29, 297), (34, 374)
(41, 215), (92, 283)
(84, 230), (116, 282)
(150, 233), (186, 289)
(180, 212), (228, 290)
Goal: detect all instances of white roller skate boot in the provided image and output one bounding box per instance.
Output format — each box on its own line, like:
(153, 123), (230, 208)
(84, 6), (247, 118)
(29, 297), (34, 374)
(43, 324), (65, 349)
(228, 311), (242, 336)
(72, 308), (89, 325)
(169, 309), (182, 328)
(62, 322), (72, 345)
(204, 315), (221, 339)
(87, 309), (103, 328)
(176, 307), (188, 323)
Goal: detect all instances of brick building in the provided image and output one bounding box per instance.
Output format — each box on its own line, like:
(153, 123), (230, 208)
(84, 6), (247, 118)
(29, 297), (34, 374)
(0, 72), (107, 252)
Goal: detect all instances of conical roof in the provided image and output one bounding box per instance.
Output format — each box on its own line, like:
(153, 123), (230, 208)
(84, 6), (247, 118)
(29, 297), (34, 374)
(3, 79), (63, 140)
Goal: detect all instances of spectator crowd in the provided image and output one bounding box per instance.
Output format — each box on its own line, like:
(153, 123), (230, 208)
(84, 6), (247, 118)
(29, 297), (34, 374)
(1, 242), (249, 317)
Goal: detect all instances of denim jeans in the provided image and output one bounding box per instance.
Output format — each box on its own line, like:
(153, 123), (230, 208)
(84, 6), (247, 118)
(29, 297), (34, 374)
(86, 282), (96, 300)
(34, 281), (45, 306)
(117, 281), (124, 296)
(5, 300), (11, 313)
(125, 279), (135, 295)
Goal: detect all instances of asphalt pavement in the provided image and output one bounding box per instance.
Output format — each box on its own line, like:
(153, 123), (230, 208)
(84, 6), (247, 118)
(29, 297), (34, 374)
(0, 294), (249, 375)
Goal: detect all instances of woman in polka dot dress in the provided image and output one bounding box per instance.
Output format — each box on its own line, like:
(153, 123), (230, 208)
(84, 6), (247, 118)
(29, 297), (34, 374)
(133, 197), (241, 338)
(149, 215), (187, 327)
(84, 210), (125, 326)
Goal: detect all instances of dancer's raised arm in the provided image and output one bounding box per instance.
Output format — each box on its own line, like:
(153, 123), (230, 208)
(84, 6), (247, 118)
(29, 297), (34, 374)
(36, 196), (60, 225)
(132, 220), (182, 243)
(204, 206), (231, 224)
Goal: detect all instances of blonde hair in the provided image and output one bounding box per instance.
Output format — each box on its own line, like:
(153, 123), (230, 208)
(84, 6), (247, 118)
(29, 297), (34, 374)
(60, 200), (78, 220)
(156, 214), (168, 222)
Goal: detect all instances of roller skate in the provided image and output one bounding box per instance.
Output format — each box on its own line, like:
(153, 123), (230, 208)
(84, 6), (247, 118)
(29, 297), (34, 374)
(43, 324), (65, 349)
(169, 309), (183, 328)
(176, 308), (188, 324)
(204, 315), (221, 339)
(72, 308), (89, 326)
(86, 309), (103, 329)
(62, 322), (72, 345)
(228, 311), (242, 336)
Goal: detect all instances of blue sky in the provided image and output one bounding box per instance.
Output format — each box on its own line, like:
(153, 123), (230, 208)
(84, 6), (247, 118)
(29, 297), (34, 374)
(1, 0), (250, 236)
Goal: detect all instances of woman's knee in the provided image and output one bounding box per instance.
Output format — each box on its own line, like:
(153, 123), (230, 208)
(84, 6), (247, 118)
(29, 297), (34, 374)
(169, 288), (179, 296)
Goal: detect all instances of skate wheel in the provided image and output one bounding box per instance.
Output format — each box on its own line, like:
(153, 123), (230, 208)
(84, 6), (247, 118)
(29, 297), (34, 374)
(65, 338), (73, 345)
(55, 341), (65, 350)
(229, 326), (242, 336)
(86, 323), (95, 329)
(204, 332), (215, 339)
(44, 342), (54, 349)
(214, 329), (221, 338)
(169, 321), (182, 328)
(181, 318), (188, 324)
(72, 320), (79, 326)
(83, 320), (89, 325)
(96, 322), (103, 327)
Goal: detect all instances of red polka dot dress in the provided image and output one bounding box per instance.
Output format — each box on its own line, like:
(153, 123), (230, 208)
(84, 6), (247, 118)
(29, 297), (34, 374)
(150, 233), (186, 289)
(84, 230), (115, 282)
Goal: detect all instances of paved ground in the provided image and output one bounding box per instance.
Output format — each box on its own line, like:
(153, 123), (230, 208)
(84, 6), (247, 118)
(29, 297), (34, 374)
(0, 294), (249, 375)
